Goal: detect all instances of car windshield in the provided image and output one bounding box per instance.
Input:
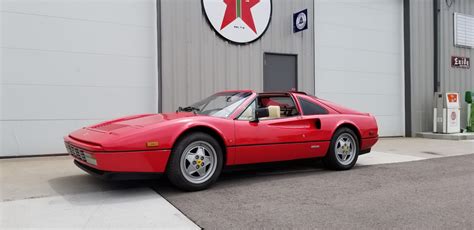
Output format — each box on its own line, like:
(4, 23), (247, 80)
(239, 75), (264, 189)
(181, 91), (252, 118)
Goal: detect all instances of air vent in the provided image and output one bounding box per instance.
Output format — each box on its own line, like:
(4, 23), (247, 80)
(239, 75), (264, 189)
(92, 123), (127, 132)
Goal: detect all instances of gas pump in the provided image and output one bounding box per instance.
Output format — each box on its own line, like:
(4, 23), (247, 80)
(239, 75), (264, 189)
(466, 91), (474, 132)
(433, 92), (461, 133)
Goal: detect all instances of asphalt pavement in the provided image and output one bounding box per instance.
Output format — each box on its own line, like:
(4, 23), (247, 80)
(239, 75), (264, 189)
(156, 154), (474, 229)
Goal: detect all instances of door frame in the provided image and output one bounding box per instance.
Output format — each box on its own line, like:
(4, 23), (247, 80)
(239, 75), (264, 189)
(263, 52), (298, 91)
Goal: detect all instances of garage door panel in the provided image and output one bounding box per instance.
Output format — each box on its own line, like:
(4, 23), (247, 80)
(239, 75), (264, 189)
(1, 0), (157, 156)
(2, 12), (154, 57)
(316, 24), (401, 54)
(1, 120), (102, 156)
(317, 1), (401, 32)
(317, 70), (401, 95)
(316, 0), (403, 137)
(317, 46), (401, 74)
(2, 48), (155, 88)
(2, 0), (155, 27)
(329, 0), (401, 14)
(372, 115), (404, 137)
(2, 85), (155, 120)
(318, 92), (402, 117)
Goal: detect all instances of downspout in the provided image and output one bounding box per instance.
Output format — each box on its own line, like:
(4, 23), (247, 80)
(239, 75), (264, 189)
(433, 0), (440, 93)
(403, 0), (412, 137)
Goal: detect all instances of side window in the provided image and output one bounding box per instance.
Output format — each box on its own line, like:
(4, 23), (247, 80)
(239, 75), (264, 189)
(258, 96), (299, 119)
(237, 100), (256, 121)
(298, 97), (328, 115)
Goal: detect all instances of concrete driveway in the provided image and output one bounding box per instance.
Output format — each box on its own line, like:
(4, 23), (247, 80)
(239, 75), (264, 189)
(0, 156), (198, 229)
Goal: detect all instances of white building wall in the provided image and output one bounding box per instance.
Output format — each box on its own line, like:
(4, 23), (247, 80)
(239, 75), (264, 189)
(1, 0), (158, 156)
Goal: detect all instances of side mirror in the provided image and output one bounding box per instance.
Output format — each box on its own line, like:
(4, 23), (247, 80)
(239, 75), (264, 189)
(250, 108), (269, 122)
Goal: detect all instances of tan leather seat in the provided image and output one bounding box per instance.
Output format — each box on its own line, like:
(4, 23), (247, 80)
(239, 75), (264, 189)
(266, 105), (281, 119)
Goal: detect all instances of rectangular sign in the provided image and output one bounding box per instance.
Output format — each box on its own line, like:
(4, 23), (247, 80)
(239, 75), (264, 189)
(451, 56), (470, 69)
(293, 9), (308, 33)
(446, 93), (459, 109)
(447, 93), (458, 104)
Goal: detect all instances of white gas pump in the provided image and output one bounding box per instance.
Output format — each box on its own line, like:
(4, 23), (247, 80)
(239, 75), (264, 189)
(433, 92), (461, 133)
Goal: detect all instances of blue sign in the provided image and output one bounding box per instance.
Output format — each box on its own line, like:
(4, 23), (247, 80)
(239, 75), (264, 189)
(293, 9), (308, 33)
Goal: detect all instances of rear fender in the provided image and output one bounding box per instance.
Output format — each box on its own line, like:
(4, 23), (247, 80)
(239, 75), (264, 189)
(332, 120), (363, 144)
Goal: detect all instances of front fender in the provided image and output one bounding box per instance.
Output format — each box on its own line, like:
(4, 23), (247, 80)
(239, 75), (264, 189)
(158, 117), (234, 150)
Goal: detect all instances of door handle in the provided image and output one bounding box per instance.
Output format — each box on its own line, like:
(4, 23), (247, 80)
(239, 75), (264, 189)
(315, 118), (321, 129)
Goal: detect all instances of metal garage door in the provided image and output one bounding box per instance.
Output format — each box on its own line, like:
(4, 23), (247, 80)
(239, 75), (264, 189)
(1, 0), (158, 156)
(314, 0), (404, 136)
(264, 53), (297, 92)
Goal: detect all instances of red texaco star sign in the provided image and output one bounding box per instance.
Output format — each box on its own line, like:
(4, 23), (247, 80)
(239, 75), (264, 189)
(221, 0), (260, 34)
(202, 0), (272, 44)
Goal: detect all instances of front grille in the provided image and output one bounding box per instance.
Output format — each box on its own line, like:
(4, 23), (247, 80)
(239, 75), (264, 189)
(65, 143), (87, 162)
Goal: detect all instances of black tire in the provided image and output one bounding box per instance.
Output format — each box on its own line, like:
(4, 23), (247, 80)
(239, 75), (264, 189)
(323, 127), (359, 170)
(167, 132), (223, 191)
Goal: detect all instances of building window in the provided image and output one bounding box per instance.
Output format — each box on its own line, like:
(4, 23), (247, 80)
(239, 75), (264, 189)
(454, 13), (474, 48)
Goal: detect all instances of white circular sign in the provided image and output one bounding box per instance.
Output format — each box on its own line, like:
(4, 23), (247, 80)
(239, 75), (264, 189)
(296, 12), (307, 30)
(202, 0), (272, 44)
(451, 111), (456, 120)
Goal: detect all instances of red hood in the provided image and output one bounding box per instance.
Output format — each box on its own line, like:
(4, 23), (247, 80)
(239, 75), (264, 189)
(90, 113), (197, 130)
(67, 112), (197, 148)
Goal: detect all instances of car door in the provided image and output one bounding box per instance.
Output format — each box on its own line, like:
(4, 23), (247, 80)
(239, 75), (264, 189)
(233, 95), (326, 165)
(293, 95), (335, 154)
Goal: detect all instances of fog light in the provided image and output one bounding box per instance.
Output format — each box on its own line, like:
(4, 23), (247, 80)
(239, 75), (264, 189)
(84, 152), (97, 166)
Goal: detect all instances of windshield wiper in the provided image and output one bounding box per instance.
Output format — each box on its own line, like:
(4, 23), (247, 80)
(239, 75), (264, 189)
(177, 106), (201, 113)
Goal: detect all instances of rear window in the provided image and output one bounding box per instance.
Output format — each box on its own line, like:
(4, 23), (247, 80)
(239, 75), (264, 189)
(298, 97), (328, 115)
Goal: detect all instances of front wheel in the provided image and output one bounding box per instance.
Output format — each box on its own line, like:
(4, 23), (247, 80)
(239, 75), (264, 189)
(323, 128), (359, 170)
(167, 132), (223, 191)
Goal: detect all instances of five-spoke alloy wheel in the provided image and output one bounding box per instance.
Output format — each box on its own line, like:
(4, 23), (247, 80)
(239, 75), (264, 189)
(180, 141), (217, 184)
(167, 132), (223, 191)
(323, 127), (359, 170)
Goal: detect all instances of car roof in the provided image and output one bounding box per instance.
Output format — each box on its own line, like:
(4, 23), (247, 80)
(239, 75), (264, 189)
(216, 90), (310, 98)
(216, 89), (254, 93)
(258, 90), (308, 96)
(217, 90), (307, 94)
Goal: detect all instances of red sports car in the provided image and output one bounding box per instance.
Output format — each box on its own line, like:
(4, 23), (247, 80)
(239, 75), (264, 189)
(65, 90), (378, 191)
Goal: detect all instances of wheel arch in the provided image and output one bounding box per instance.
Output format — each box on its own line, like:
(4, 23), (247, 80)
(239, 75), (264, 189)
(334, 122), (362, 147)
(172, 125), (228, 165)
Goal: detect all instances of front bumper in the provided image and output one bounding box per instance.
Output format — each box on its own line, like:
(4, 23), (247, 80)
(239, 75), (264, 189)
(74, 160), (163, 180)
(64, 137), (171, 173)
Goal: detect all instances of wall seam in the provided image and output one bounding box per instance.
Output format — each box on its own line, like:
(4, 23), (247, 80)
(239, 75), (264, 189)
(156, 0), (162, 113)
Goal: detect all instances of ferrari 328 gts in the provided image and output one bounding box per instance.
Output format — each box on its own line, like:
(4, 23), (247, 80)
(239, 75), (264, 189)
(64, 90), (378, 191)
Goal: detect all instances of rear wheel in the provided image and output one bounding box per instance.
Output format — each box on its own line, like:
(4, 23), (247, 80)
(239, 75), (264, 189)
(323, 128), (359, 170)
(167, 132), (223, 191)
